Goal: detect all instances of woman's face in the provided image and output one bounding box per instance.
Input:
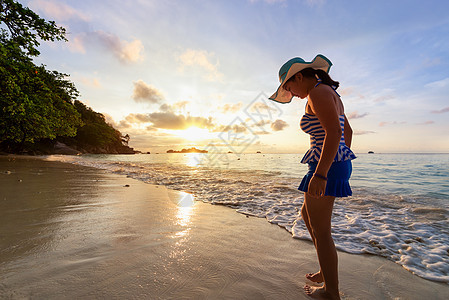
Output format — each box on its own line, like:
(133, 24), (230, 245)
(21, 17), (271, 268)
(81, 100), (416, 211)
(283, 73), (308, 99)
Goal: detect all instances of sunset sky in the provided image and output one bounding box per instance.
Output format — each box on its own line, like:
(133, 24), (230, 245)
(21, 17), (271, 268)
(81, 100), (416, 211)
(22, 0), (449, 154)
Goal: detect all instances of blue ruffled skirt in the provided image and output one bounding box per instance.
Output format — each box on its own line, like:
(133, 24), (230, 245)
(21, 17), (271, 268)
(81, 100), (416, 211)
(298, 160), (353, 197)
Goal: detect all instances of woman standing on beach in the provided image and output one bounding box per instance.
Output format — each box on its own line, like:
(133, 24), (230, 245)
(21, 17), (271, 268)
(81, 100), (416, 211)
(269, 54), (356, 299)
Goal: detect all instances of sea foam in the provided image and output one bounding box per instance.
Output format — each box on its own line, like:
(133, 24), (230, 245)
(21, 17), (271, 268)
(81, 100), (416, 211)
(46, 153), (449, 284)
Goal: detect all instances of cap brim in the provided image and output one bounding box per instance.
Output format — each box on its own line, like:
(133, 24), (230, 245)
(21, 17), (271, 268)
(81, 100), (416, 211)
(269, 85), (292, 103)
(268, 54), (332, 104)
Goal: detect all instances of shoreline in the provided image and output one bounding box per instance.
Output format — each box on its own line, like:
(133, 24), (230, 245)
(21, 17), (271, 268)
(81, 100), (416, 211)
(1, 155), (448, 299)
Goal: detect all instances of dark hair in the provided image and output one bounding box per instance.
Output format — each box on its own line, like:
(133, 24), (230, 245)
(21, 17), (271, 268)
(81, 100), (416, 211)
(285, 67), (339, 89)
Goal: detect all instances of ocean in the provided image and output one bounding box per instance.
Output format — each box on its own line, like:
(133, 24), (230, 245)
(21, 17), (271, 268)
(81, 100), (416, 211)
(46, 153), (449, 284)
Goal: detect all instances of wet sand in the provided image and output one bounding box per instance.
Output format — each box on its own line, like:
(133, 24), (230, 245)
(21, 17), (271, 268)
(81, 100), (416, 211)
(1, 156), (448, 299)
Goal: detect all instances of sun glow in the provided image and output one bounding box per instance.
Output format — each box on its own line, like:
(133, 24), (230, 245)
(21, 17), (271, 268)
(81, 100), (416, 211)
(186, 153), (203, 167)
(180, 126), (211, 141)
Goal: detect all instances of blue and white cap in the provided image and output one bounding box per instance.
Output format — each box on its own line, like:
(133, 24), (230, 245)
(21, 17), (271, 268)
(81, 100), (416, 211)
(269, 54), (332, 103)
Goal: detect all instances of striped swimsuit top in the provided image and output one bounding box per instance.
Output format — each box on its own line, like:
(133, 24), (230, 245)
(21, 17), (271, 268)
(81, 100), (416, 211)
(299, 83), (356, 164)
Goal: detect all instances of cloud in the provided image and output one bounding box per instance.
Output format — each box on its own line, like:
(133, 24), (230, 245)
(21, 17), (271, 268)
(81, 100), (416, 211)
(172, 101), (190, 111)
(416, 121), (435, 125)
(158, 112), (215, 130)
(102, 113), (116, 126)
(70, 31), (144, 63)
(119, 103), (286, 136)
(159, 103), (171, 112)
(374, 95), (395, 103)
(158, 101), (190, 113)
(430, 107), (449, 114)
(271, 119), (289, 131)
(145, 125), (158, 131)
(120, 39), (144, 63)
(31, 1), (144, 63)
(425, 78), (449, 88)
(29, 0), (89, 22)
(305, 0), (326, 7)
(249, 0), (287, 3)
(125, 113), (153, 123)
(178, 49), (223, 81)
(146, 112), (186, 129)
(254, 130), (270, 135)
(77, 76), (102, 88)
(93, 31), (144, 63)
(253, 119), (271, 127)
(354, 130), (376, 135)
(123, 111), (215, 130)
(103, 114), (132, 130)
(132, 80), (164, 104)
(338, 87), (354, 96)
(347, 111), (369, 119)
(249, 0), (324, 7)
(249, 102), (278, 113)
(379, 121), (406, 127)
(68, 35), (86, 53)
(213, 124), (248, 133)
(141, 111), (249, 134)
(117, 120), (132, 129)
(219, 102), (243, 114)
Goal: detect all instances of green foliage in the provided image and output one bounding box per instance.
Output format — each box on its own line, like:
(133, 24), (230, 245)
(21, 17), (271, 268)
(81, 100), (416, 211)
(1, 0), (66, 56)
(0, 0), (132, 154)
(0, 0), (82, 148)
(0, 36), (83, 145)
(73, 100), (123, 148)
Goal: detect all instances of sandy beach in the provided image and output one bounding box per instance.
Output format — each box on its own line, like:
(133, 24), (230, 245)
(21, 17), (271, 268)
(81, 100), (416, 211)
(1, 156), (448, 299)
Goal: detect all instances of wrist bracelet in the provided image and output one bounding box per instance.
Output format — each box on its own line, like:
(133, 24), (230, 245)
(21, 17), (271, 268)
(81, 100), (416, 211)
(313, 173), (327, 181)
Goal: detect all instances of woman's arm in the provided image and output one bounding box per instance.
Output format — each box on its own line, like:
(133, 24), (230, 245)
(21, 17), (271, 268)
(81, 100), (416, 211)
(307, 87), (342, 196)
(308, 87), (342, 177)
(344, 115), (353, 148)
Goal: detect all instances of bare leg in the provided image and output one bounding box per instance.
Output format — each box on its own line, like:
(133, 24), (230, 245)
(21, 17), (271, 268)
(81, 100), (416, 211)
(301, 202), (316, 247)
(303, 193), (340, 299)
(301, 201), (323, 283)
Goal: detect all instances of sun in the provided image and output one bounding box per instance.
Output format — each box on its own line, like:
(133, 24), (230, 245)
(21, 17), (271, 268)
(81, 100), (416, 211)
(181, 126), (211, 141)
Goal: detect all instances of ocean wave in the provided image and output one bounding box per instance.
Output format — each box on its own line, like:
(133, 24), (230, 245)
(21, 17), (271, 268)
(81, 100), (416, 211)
(45, 154), (449, 284)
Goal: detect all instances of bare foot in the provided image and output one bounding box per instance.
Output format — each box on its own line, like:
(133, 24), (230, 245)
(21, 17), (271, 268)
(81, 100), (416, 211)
(304, 285), (340, 299)
(304, 285), (328, 299)
(305, 271), (323, 283)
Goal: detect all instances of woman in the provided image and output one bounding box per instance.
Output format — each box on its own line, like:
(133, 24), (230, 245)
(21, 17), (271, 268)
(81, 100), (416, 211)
(269, 54), (356, 299)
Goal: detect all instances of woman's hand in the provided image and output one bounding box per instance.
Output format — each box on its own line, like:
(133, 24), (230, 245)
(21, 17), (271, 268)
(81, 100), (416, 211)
(307, 175), (327, 197)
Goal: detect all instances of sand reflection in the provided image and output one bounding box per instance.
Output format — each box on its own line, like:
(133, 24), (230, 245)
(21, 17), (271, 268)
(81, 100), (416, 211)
(166, 192), (196, 266)
(175, 192), (196, 228)
(169, 192), (196, 241)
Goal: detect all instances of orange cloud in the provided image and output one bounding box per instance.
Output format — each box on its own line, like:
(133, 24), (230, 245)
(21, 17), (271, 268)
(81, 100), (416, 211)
(219, 102), (243, 114)
(132, 80), (164, 104)
(122, 111), (215, 131)
(347, 111), (369, 119)
(379, 121), (406, 127)
(271, 119), (288, 131)
(354, 130), (376, 135)
(70, 31), (144, 63)
(29, 0), (89, 22)
(416, 121), (435, 125)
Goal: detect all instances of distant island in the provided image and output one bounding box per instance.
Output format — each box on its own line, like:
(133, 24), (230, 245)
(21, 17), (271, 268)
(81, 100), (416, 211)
(167, 147), (208, 153)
